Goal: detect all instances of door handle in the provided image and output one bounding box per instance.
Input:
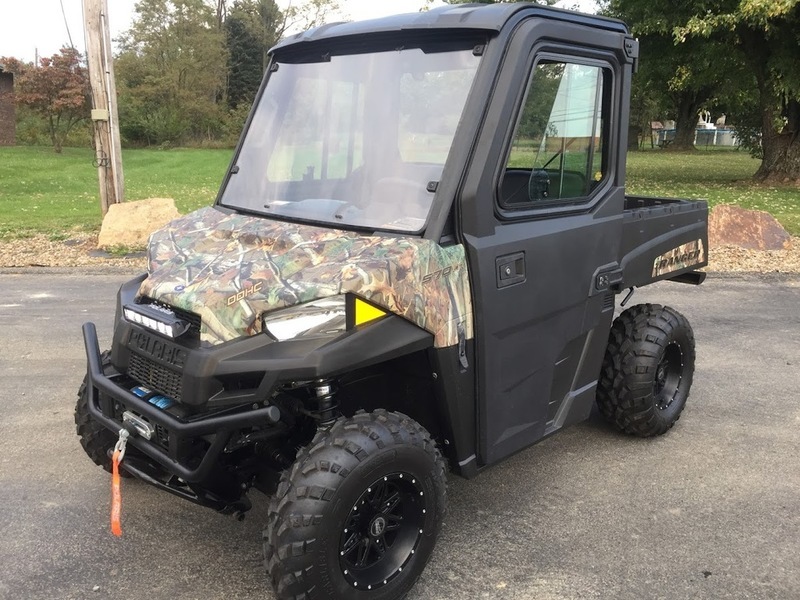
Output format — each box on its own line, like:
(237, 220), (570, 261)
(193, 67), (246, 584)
(497, 252), (526, 288)
(595, 268), (623, 292)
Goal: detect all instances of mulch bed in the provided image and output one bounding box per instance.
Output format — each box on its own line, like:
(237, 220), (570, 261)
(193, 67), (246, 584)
(1, 233), (799, 273)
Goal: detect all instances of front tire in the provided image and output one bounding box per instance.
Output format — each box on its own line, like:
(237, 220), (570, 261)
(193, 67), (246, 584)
(264, 410), (447, 600)
(596, 304), (696, 437)
(75, 351), (132, 476)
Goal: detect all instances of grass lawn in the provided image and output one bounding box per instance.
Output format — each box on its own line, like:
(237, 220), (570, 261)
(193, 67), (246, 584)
(0, 145), (798, 239)
(626, 148), (800, 236)
(0, 146), (232, 239)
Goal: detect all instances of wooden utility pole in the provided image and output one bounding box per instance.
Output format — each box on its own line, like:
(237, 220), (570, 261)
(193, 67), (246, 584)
(84, 0), (124, 215)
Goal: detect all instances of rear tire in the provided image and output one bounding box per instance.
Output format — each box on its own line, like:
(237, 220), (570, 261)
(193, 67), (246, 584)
(75, 351), (132, 476)
(264, 410), (447, 600)
(596, 304), (695, 437)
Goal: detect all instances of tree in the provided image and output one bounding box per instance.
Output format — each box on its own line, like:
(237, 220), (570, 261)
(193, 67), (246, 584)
(1, 48), (90, 153)
(676, 1), (800, 182)
(606, 0), (740, 151)
(116, 0), (229, 145)
(224, 0), (282, 108)
(225, 5), (266, 108)
(117, 0), (341, 144)
(432, 0), (505, 4)
(610, 0), (800, 180)
(224, 0), (341, 109)
(428, 0), (556, 5)
(266, 0), (343, 72)
(287, 0), (343, 30)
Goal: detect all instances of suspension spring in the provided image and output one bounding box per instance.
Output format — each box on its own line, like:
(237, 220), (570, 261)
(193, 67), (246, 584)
(314, 379), (339, 425)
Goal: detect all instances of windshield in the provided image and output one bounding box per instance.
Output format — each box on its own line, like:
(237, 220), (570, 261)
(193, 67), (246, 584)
(219, 44), (481, 233)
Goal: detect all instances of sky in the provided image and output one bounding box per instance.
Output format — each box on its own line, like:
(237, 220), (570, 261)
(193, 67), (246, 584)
(0, 0), (598, 63)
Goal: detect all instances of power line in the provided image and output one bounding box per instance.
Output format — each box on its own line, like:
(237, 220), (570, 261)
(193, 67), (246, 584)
(59, 0), (76, 49)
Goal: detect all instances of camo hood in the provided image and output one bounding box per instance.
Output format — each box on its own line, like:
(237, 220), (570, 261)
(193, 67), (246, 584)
(139, 206), (473, 348)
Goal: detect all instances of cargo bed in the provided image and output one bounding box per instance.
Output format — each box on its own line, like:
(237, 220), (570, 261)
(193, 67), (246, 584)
(619, 195), (709, 288)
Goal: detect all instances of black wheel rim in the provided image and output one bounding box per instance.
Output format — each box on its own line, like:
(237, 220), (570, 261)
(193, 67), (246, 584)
(339, 472), (426, 591)
(654, 341), (684, 410)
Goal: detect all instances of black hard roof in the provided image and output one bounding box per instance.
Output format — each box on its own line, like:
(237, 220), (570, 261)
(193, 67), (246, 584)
(272, 2), (628, 53)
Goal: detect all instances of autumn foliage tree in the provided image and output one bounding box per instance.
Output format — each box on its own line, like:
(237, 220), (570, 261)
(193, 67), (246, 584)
(2, 48), (90, 153)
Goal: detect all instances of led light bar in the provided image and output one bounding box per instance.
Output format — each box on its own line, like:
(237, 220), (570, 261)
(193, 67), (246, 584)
(123, 303), (190, 339)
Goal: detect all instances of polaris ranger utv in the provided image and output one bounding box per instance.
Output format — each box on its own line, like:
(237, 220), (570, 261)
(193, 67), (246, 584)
(77, 3), (708, 599)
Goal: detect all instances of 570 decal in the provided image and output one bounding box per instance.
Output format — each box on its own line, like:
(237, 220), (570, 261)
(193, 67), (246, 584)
(422, 265), (459, 284)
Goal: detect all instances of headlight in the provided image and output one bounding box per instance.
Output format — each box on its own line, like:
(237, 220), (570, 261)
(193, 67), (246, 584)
(124, 304), (190, 339)
(262, 294), (389, 341)
(263, 296), (347, 341)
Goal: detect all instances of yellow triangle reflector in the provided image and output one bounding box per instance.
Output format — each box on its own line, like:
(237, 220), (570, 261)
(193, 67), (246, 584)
(353, 297), (388, 327)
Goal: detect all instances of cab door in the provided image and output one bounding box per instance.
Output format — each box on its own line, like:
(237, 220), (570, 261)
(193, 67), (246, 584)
(459, 22), (634, 465)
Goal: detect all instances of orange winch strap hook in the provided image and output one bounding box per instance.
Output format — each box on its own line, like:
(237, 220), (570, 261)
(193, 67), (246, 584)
(111, 449), (123, 536)
(110, 429), (130, 537)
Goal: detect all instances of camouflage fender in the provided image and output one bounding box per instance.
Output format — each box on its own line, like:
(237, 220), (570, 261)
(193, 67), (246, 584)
(139, 207), (473, 348)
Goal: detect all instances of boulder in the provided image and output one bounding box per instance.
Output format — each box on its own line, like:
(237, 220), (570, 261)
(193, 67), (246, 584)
(98, 198), (181, 250)
(708, 205), (792, 251)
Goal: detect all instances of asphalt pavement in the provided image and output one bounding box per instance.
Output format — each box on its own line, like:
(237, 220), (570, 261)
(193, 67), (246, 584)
(0, 271), (798, 600)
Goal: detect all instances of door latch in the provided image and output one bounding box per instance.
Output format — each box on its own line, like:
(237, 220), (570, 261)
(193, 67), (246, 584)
(496, 252), (526, 288)
(457, 322), (469, 371)
(595, 269), (623, 292)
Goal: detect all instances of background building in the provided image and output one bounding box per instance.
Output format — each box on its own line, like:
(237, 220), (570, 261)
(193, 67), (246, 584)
(0, 66), (16, 146)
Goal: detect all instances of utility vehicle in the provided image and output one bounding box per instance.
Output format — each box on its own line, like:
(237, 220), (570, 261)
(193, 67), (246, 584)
(77, 3), (708, 599)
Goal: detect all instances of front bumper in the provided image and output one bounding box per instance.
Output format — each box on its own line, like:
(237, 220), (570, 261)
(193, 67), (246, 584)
(82, 322), (282, 483)
(82, 286), (433, 484)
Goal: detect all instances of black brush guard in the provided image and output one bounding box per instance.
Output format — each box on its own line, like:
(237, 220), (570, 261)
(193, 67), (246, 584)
(82, 322), (282, 510)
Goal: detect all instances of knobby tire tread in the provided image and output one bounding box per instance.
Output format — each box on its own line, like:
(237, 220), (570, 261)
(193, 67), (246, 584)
(75, 350), (132, 476)
(596, 303), (695, 437)
(264, 409), (447, 600)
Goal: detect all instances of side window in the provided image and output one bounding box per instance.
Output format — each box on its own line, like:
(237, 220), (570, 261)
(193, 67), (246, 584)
(500, 60), (609, 209)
